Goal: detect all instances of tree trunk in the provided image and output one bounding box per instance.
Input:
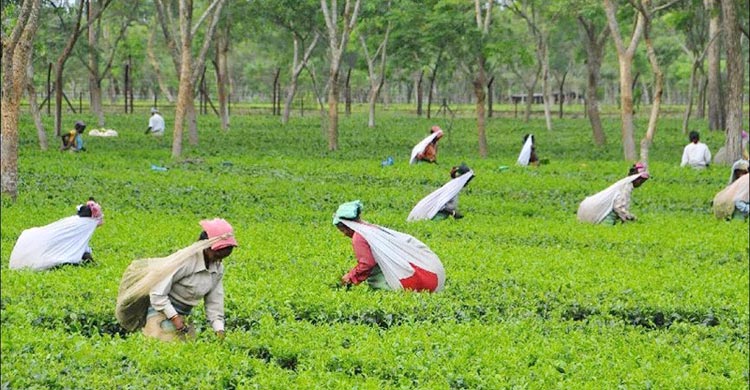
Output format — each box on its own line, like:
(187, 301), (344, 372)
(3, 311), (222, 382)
(282, 32), (319, 125)
(474, 56), (488, 158)
(172, 0), (195, 158)
(215, 27), (230, 130)
(541, 40), (553, 130)
(147, 25), (175, 103)
(2, 0), (42, 198)
(88, 0), (105, 127)
(681, 61), (698, 134)
(720, 0), (744, 162)
(360, 26), (390, 129)
(524, 71), (539, 123)
(704, 0), (723, 130)
(557, 71), (567, 119)
(345, 67), (352, 116)
(53, 0), (86, 137)
(26, 63), (48, 151)
(416, 70), (423, 116)
(487, 76), (494, 118)
(327, 66), (340, 150)
(427, 51), (441, 119)
(639, 15), (663, 165)
(696, 73), (706, 119)
(320, 0), (361, 151)
(272, 68), (280, 115)
(604, 0), (643, 161)
(617, 56), (637, 160)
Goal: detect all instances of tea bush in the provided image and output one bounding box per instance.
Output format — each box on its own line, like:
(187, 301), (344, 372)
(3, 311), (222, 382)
(2, 111), (747, 388)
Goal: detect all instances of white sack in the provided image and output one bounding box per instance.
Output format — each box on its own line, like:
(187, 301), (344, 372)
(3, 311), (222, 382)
(9, 216), (98, 271)
(713, 173), (749, 219)
(517, 135), (533, 166)
(409, 132), (441, 165)
(407, 171), (474, 221)
(577, 174), (641, 224)
(89, 129), (118, 137)
(341, 220), (445, 292)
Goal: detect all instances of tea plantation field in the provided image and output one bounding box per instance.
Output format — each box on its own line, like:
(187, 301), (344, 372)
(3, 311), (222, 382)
(2, 111), (748, 389)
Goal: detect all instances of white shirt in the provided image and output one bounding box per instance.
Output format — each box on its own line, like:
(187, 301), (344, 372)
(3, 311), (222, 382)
(681, 142), (711, 168)
(148, 114), (165, 134)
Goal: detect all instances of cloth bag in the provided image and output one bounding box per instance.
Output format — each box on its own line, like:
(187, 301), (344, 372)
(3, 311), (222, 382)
(407, 171), (474, 221)
(577, 174), (641, 224)
(9, 216), (98, 271)
(115, 236), (224, 332)
(340, 220), (445, 292)
(409, 132), (442, 164)
(713, 174), (749, 219)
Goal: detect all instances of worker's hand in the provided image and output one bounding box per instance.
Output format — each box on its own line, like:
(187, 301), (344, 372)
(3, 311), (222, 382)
(341, 274), (352, 286)
(170, 314), (185, 331)
(216, 330), (225, 341)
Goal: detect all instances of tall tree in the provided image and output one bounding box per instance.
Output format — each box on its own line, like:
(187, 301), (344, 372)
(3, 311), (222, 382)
(632, 0), (680, 165)
(154, 0), (226, 157)
(472, 0), (493, 157)
(663, 0), (713, 134)
(2, 0), (43, 198)
(26, 61), (49, 150)
(604, 0), (645, 161)
(147, 19), (175, 103)
(703, 0), (723, 130)
(509, 0), (560, 131)
(255, 0), (322, 126)
(320, 0), (361, 151)
(358, 0), (392, 128)
(214, 20), (231, 130)
(577, 4), (610, 146)
(49, 0), (112, 137)
(719, 0), (744, 162)
(86, 0), (134, 127)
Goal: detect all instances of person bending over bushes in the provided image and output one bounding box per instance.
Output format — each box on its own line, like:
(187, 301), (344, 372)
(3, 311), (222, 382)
(116, 219), (237, 342)
(577, 163), (650, 225)
(334, 200), (445, 292)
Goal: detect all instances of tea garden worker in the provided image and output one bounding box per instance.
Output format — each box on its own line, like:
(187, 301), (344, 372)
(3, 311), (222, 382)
(115, 218), (237, 342)
(680, 131), (712, 169)
(9, 198), (104, 270)
(577, 163), (650, 225)
(407, 163), (475, 221)
(145, 107), (165, 136)
(61, 120), (87, 152)
(334, 200), (445, 292)
(410, 126), (444, 164)
(713, 169), (749, 221)
(517, 134), (539, 167)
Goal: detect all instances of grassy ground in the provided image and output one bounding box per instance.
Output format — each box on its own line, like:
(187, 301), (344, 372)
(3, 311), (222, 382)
(1, 110), (748, 388)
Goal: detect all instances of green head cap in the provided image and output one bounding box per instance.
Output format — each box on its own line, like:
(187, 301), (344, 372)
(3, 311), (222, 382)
(332, 200), (363, 225)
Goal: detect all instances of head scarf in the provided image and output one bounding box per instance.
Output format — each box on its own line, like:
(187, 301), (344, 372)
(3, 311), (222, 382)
(87, 200), (104, 226)
(633, 162), (650, 179)
(332, 200), (363, 225)
(151, 107), (159, 114)
(729, 159), (749, 184)
(199, 218), (238, 250)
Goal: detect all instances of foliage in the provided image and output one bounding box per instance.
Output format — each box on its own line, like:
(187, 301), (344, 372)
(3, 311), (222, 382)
(2, 111), (748, 387)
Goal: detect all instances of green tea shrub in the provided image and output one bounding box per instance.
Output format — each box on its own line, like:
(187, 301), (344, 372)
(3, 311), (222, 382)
(2, 112), (747, 388)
